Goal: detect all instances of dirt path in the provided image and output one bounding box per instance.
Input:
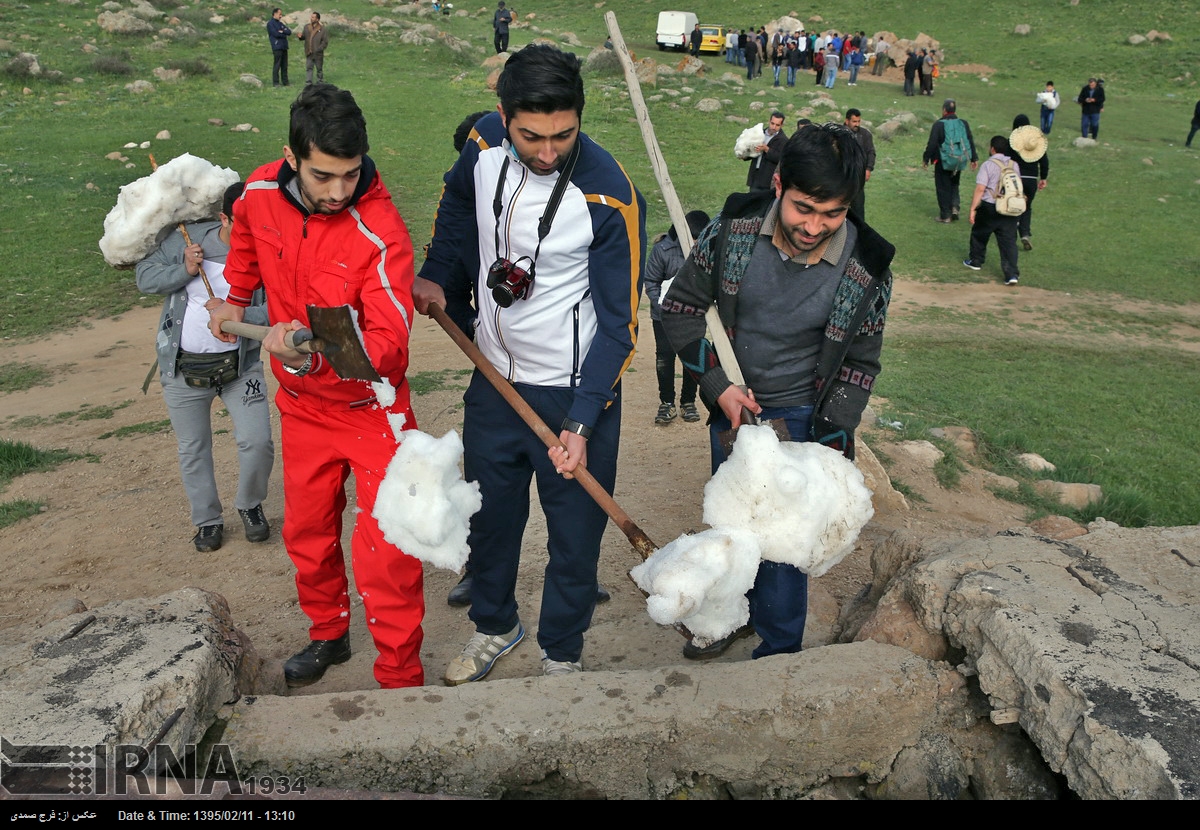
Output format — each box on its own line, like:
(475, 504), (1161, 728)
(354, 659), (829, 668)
(2, 279), (1192, 693)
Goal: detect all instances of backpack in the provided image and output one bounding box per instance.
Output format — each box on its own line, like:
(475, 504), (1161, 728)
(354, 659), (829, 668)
(938, 118), (971, 172)
(991, 159), (1027, 217)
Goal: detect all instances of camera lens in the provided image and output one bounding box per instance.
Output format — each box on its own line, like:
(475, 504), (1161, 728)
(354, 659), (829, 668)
(492, 285), (515, 307)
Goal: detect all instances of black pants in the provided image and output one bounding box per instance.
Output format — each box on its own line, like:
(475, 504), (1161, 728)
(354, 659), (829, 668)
(652, 320), (696, 406)
(969, 202), (1019, 281)
(1017, 180), (1039, 239)
(494, 31), (509, 53)
(933, 165), (962, 220)
(272, 49), (288, 86)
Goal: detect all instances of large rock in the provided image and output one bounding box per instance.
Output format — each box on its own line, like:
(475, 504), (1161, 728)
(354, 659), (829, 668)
(0, 589), (278, 760)
(874, 527), (1200, 798)
(97, 11), (155, 35)
(222, 642), (993, 799)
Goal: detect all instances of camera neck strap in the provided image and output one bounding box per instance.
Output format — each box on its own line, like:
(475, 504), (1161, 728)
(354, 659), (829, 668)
(492, 137), (583, 267)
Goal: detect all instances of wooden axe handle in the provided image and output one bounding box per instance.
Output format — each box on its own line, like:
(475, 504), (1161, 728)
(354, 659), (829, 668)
(427, 303), (658, 561)
(219, 321), (323, 354)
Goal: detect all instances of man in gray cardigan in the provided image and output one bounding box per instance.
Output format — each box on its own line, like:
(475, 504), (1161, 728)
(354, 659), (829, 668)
(136, 182), (274, 553)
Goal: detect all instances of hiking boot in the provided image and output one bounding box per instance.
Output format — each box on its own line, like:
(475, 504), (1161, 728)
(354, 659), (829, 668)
(681, 402), (701, 423)
(444, 622), (525, 686)
(682, 624), (756, 660)
(1021, 236), (1033, 251)
(283, 631), (351, 687)
(962, 259), (982, 271)
(654, 402), (678, 425)
(193, 524), (223, 553)
(238, 504), (270, 543)
(541, 651), (583, 677)
(447, 571), (473, 607)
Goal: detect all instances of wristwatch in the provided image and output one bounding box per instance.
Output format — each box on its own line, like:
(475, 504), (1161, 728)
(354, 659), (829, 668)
(560, 417), (593, 440)
(283, 353), (313, 377)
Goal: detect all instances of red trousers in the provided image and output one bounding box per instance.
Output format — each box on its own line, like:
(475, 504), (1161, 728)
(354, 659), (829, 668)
(277, 390), (424, 688)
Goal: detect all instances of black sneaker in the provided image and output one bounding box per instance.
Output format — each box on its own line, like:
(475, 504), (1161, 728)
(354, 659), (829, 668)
(682, 624), (756, 660)
(238, 504), (270, 543)
(596, 582), (612, 603)
(654, 402), (678, 425)
(1021, 236), (1033, 251)
(283, 632), (352, 687)
(962, 259), (982, 271)
(193, 524), (223, 552)
(447, 571), (474, 607)
(681, 403), (701, 423)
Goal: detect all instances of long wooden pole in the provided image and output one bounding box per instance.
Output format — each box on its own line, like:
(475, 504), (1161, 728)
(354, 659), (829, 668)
(603, 11), (745, 387)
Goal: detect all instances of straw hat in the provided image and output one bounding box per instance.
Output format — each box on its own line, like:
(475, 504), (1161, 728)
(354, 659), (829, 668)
(1010, 124), (1047, 163)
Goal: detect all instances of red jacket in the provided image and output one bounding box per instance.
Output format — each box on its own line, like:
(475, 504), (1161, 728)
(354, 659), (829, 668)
(224, 156), (415, 411)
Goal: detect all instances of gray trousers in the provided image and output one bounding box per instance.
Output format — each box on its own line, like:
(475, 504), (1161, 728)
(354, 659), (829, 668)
(305, 52), (324, 84)
(160, 360), (274, 527)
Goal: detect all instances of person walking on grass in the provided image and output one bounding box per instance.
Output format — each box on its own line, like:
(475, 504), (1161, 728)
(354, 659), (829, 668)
(963, 135), (1021, 286)
(644, 210), (710, 426)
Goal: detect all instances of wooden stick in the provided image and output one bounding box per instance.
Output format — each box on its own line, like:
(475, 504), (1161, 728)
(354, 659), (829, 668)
(604, 11), (744, 386)
(427, 303), (657, 562)
(149, 153), (216, 299)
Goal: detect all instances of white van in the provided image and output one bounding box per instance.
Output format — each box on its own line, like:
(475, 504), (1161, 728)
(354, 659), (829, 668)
(656, 10), (698, 52)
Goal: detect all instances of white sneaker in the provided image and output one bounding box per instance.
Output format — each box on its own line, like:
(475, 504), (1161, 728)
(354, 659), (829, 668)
(541, 651), (582, 676)
(444, 622), (524, 686)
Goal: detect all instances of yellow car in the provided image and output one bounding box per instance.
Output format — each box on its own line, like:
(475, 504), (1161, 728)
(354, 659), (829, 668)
(699, 25), (725, 55)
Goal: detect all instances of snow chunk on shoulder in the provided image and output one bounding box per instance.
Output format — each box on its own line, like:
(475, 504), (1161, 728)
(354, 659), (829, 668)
(373, 429), (481, 571)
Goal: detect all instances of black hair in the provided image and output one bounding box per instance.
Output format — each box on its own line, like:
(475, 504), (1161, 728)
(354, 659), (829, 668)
(1012, 113), (1030, 129)
(313, 11), (321, 20)
(777, 122), (865, 204)
(845, 107), (862, 119)
(943, 98), (957, 114)
(770, 110), (785, 122)
(222, 181), (245, 218)
(453, 110), (491, 153)
(496, 44), (585, 120)
(795, 117), (813, 130)
(668, 209), (712, 241)
(990, 135), (1012, 156)
(271, 7), (281, 14)
(289, 83), (369, 160)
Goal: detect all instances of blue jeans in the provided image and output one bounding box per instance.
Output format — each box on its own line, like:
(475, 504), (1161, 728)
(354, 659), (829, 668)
(773, 64), (781, 85)
(786, 66), (796, 86)
(1040, 106), (1055, 134)
(726, 48), (735, 64)
(825, 67), (837, 88)
(1081, 112), (1100, 139)
(709, 405), (814, 658)
(848, 64), (859, 84)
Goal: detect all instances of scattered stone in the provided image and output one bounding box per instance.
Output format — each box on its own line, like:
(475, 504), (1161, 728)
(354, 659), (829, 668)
(930, 426), (976, 458)
(155, 129), (171, 140)
(1073, 136), (1098, 148)
(106, 152), (128, 163)
(124, 79), (154, 93)
(81, 43), (98, 54)
(238, 73), (263, 88)
(980, 470), (1019, 491)
(85, 182), (98, 191)
(1142, 157), (1154, 165)
(695, 97), (721, 112)
(677, 55), (705, 76)
(209, 15), (225, 24)
(152, 66), (183, 82)
(559, 32), (582, 47)
(97, 11), (155, 35)
(1016, 452), (1056, 472)
(895, 440), (944, 467)
(230, 123), (253, 132)
(633, 58), (657, 88)
(123, 142), (138, 149)
(1034, 480), (1102, 509)
(1147, 30), (1172, 42)
(583, 47), (621, 76)
(124, 162), (136, 168)
(1128, 34), (1147, 45)
(6, 52), (42, 77)
(208, 118), (225, 126)
(749, 100), (765, 110)
(138, 141), (150, 149)
(1014, 24), (1031, 35)
(1029, 515), (1088, 540)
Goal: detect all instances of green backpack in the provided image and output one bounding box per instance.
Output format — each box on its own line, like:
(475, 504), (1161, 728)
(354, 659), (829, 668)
(938, 118), (971, 172)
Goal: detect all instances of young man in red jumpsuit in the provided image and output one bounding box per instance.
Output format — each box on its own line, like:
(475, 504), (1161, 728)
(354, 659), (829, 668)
(209, 84), (424, 689)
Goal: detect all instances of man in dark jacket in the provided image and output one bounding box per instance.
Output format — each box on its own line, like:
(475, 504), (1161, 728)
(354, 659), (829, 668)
(298, 11), (329, 85)
(1079, 77), (1105, 139)
(690, 23), (703, 57)
(746, 112), (786, 190)
(923, 99), (979, 223)
(493, 1), (513, 53)
(662, 124), (893, 661)
(267, 8), (291, 87)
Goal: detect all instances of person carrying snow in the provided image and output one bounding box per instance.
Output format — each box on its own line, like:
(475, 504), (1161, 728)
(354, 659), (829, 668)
(661, 123), (894, 660)
(209, 84), (425, 690)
